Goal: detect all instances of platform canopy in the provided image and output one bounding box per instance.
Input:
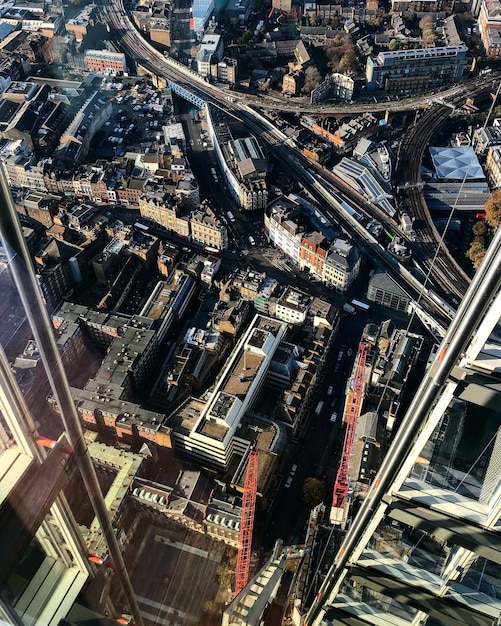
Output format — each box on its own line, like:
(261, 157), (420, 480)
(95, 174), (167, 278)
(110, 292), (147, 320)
(429, 146), (485, 181)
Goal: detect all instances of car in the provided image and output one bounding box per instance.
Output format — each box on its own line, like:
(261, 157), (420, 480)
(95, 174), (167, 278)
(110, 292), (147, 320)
(327, 386), (333, 396)
(285, 476), (293, 488)
(290, 464), (297, 476)
(330, 412), (338, 423)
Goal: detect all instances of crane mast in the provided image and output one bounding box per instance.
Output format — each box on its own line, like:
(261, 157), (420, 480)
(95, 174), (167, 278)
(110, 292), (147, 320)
(234, 447), (259, 595)
(330, 342), (370, 525)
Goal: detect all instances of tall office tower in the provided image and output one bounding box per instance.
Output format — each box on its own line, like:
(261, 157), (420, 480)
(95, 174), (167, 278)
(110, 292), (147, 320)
(0, 173), (143, 626)
(306, 226), (501, 626)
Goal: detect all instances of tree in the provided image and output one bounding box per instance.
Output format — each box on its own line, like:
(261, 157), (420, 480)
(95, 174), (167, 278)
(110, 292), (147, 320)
(339, 49), (358, 73)
(388, 39), (400, 51)
(466, 239), (486, 270)
(302, 66), (322, 95)
(215, 547), (238, 587)
(485, 190), (501, 229)
(237, 30), (253, 45)
(303, 477), (325, 506)
(419, 14), (434, 29)
(323, 36), (360, 74)
(472, 220), (488, 237)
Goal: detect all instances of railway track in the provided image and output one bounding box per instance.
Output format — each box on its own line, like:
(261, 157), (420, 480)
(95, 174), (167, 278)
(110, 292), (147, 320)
(394, 76), (501, 300)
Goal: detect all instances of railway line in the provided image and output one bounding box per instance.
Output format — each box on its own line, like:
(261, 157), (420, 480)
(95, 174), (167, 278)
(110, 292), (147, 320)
(101, 0), (499, 323)
(395, 76), (501, 301)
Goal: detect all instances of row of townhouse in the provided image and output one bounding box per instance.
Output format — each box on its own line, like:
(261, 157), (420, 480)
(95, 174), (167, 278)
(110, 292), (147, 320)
(139, 192), (229, 250)
(264, 197), (361, 292)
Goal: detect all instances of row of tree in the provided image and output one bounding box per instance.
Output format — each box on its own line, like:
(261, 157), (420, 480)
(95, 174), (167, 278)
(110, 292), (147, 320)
(467, 191), (501, 269)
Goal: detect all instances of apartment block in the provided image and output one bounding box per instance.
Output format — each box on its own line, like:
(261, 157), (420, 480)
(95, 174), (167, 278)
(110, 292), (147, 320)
(83, 49), (127, 75)
(366, 46), (469, 94)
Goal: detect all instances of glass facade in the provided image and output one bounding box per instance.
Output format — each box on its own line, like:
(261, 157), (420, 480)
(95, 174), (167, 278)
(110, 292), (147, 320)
(0, 171), (143, 626)
(306, 226), (501, 626)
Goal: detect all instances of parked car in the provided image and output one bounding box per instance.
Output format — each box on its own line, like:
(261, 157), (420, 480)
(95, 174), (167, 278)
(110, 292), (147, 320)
(330, 412), (338, 423)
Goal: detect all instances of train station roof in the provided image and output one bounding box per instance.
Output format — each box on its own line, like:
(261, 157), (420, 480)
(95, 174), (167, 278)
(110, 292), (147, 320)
(429, 146), (485, 181)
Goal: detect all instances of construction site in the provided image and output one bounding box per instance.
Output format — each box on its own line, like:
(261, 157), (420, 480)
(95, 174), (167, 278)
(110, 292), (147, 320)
(222, 318), (425, 625)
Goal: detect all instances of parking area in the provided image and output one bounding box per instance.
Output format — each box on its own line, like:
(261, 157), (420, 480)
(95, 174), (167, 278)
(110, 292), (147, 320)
(89, 82), (174, 158)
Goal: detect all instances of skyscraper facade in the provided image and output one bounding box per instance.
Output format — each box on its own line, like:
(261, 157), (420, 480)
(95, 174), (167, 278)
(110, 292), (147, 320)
(306, 227), (501, 625)
(0, 171), (143, 626)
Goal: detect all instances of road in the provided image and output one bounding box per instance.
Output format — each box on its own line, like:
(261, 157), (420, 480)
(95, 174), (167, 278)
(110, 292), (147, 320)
(100, 0), (498, 324)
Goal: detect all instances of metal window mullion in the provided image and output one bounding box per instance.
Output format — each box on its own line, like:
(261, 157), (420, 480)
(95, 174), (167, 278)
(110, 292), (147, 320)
(0, 169), (144, 626)
(392, 379), (458, 490)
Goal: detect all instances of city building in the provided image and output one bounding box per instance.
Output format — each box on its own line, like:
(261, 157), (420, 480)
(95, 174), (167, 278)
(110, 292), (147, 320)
(322, 238), (361, 292)
(477, 0), (501, 56)
(299, 231), (329, 277)
(65, 4), (96, 42)
(283, 69), (305, 97)
(166, 314), (287, 471)
(306, 229), (501, 626)
(224, 0), (253, 27)
(275, 287), (311, 325)
(206, 104), (269, 211)
(210, 57), (238, 84)
(196, 34), (224, 77)
(485, 145), (501, 188)
(473, 124), (501, 156)
(365, 46), (469, 94)
(192, 0), (214, 38)
(391, 0), (453, 11)
(311, 72), (355, 104)
(367, 271), (412, 313)
(190, 202), (228, 250)
(83, 49), (128, 75)
(0, 185), (144, 626)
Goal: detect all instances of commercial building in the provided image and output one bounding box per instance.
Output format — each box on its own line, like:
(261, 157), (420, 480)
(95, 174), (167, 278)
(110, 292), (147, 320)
(367, 271), (412, 313)
(167, 314), (287, 470)
(192, 0), (214, 38)
(206, 104), (269, 211)
(190, 202), (228, 250)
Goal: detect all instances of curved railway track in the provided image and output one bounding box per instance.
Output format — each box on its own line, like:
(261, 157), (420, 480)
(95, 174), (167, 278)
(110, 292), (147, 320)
(394, 77), (500, 300)
(104, 0), (499, 313)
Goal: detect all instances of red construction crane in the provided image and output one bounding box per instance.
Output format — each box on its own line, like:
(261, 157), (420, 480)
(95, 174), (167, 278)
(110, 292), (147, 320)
(330, 342), (370, 525)
(234, 447), (259, 596)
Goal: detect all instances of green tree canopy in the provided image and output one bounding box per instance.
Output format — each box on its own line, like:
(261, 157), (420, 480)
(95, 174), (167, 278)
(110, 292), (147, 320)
(237, 30), (253, 45)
